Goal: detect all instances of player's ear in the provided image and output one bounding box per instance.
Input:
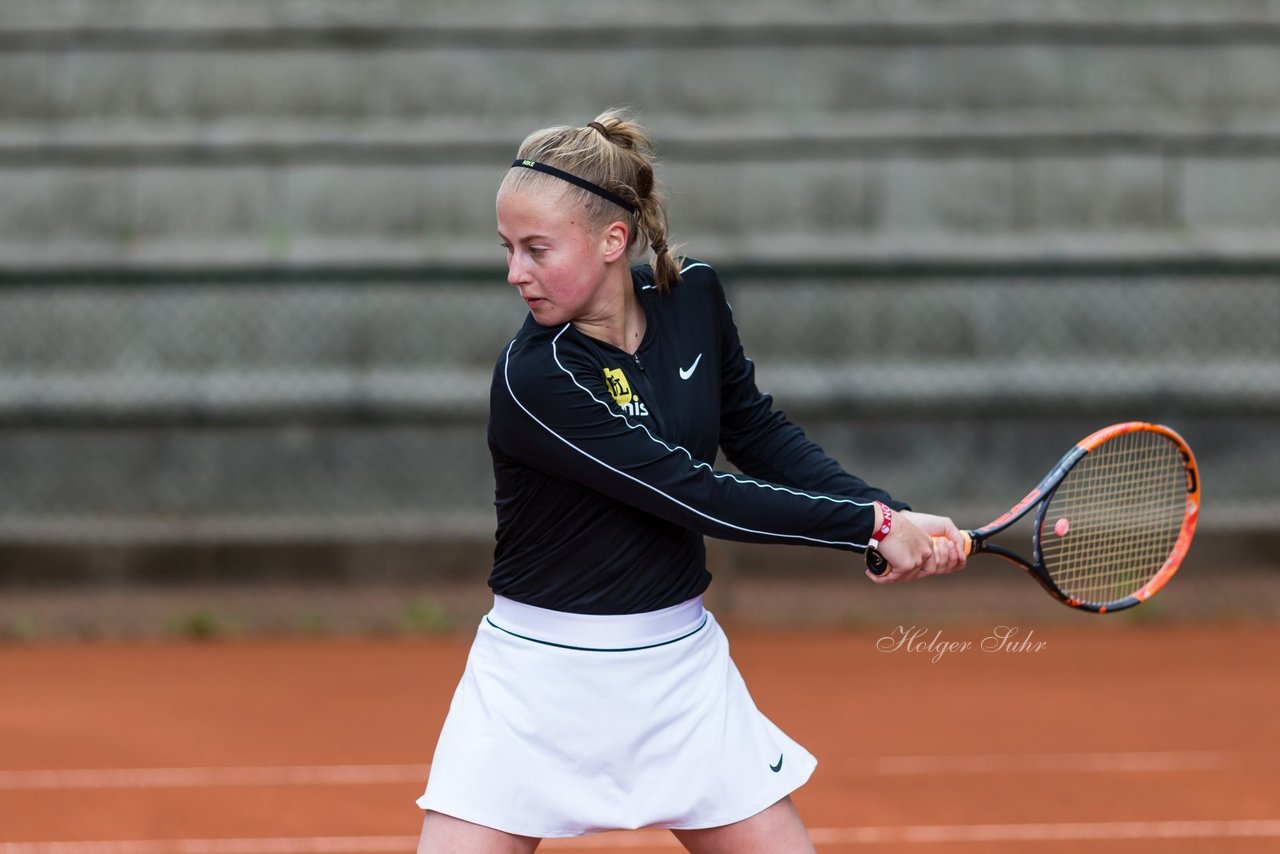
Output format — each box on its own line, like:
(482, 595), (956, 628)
(600, 220), (629, 263)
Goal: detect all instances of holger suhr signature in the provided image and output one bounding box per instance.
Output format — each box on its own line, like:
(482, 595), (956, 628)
(877, 625), (1047, 663)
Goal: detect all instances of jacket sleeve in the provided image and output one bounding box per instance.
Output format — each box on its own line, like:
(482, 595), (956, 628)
(711, 272), (911, 511)
(490, 328), (880, 552)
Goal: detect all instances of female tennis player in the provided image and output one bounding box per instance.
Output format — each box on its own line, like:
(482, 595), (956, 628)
(416, 108), (967, 853)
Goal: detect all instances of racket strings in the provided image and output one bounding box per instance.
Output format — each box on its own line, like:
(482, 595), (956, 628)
(1039, 431), (1189, 606)
(1059, 442), (1185, 601)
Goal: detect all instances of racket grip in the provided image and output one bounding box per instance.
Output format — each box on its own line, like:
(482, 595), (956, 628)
(865, 548), (890, 576)
(866, 531), (973, 577)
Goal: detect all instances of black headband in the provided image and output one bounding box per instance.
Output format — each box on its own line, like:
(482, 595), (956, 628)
(511, 159), (637, 214)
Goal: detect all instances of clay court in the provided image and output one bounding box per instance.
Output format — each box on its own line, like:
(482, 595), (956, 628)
(3, 600), (1278, 853)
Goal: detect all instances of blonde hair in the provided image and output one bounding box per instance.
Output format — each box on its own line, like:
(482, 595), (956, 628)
(502, 107), (681, 291)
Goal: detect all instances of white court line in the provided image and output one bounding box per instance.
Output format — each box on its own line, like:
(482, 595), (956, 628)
(806, 820), (1280, 845)
(869, 750), (1236, 776)
(0, 751), (1245, 792)
(0, 765), (429, 790)
(5, 822), (1280, 853)
(0, 839), (418, 854)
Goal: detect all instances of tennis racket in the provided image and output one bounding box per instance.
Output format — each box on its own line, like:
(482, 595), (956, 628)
(867, 422), (1201, 613)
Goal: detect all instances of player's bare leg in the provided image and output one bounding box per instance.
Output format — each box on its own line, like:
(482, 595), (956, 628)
(671, 796), (815, 854)
(417, 810), (540, 853)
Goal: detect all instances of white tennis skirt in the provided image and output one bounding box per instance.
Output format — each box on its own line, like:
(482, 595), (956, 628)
(416, 595), (817, 838)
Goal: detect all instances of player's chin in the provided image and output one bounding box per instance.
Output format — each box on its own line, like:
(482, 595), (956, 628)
(526, 302), (568, 326)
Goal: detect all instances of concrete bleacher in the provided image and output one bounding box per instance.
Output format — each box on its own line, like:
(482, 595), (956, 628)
(1, 0), (1278, 559)
(6, 0), (1280, 271)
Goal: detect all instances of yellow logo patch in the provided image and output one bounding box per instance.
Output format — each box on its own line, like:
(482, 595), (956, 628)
(603, 367), (632, 406)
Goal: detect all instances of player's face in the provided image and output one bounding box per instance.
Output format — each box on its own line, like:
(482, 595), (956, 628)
(497, 185), (612, 327)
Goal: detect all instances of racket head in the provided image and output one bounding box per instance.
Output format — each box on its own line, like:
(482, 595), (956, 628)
(1031, 422), (1200, 613)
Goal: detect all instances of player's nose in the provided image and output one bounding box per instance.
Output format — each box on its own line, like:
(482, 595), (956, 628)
(507, 256), (532, 287)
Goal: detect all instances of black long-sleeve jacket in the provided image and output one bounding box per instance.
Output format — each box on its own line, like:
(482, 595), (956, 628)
(486, 261), (908, 614)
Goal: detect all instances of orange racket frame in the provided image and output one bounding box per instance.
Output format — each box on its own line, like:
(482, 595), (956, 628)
(868, 422), (1201, 613)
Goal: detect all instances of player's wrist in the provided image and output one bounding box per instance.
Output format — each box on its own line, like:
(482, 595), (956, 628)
(869, 500), (893, 550)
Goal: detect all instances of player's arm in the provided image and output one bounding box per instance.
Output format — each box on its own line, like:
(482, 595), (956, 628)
(709, 270), (904, 508)
(492, 337), (881, 553)
(708, 270), (964, 580)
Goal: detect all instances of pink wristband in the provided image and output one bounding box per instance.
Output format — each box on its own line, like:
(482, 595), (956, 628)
(869, 501), (893, 550)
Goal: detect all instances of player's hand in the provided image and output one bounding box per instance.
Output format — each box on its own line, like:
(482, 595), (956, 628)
(866, 510), (967, 583)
